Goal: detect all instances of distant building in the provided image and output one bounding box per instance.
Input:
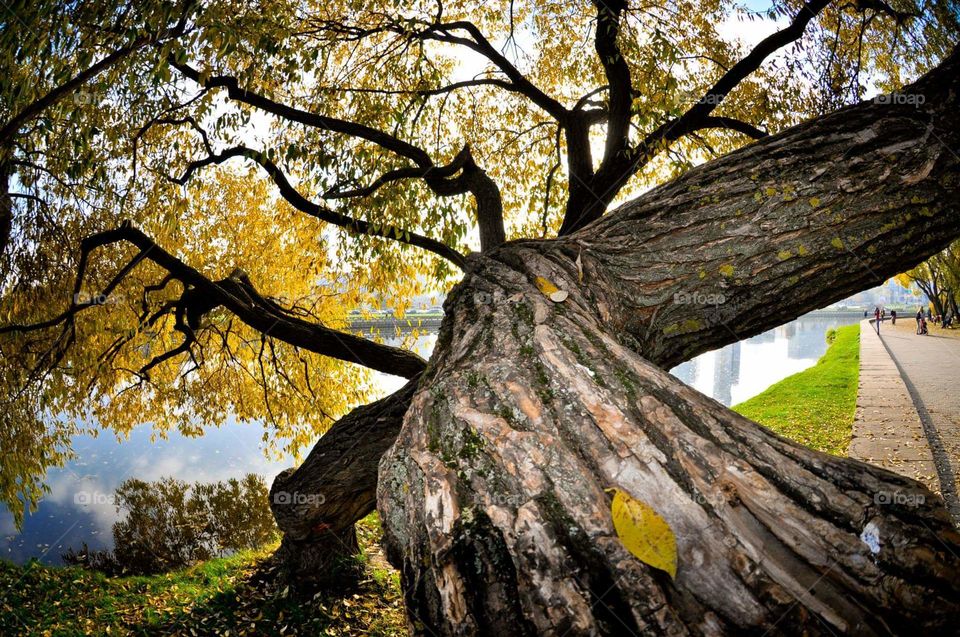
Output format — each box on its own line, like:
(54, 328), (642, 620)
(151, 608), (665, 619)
(831, 278), (917, 309)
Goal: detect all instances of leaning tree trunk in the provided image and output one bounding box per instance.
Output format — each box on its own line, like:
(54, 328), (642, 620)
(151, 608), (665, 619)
(375, 49), (960, 635)
(268, 378), (418, 586)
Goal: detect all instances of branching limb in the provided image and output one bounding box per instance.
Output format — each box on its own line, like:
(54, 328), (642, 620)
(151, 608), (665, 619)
(171, 61), (434, 166)
(2, 225), (428, 379)
(170, 63), (505, 252)
(167, 145), (468, 268)
(559, 0), (833, 235)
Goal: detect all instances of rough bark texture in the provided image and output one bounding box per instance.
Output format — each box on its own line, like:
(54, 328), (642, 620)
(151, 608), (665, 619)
(375, 50), (960, 635)
(549, 48), (960, 369)
(269, 378), (418, 586)
(378, 257), (960, 636)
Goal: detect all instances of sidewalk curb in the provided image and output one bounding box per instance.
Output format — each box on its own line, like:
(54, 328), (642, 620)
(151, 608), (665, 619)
(848, 319), (941, 493)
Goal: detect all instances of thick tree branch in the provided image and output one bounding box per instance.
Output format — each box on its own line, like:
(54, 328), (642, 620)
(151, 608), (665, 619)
(592, 0), (634, 174)
(658, 0), (832, 143)
(412, 20), (569, 122)
(3, 225), (428, 379)
(698, 116), (770, 139)
(558, 0), (834, 236)
(509, 45), (960, 368)
(171, 61), (434, 166)
(171, 64), (505, 253)
(271, 377), (418, 540)
(320, 77), (518, 97)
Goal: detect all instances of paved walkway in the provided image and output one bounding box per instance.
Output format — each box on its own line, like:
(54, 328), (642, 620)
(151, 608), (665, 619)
(849, 320), (940, 495)
(878, 323), (960, 518)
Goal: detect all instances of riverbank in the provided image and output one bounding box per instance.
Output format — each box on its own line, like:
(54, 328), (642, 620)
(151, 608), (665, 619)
(0, 514), (405, 636)
(733, 324), (860, 455)
(1, 325), (864, 635)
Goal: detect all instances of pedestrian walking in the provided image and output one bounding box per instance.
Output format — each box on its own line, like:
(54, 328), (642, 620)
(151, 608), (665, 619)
(875, 306), (881, 334)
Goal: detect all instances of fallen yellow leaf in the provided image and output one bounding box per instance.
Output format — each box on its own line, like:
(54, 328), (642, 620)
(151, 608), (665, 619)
(534, 276), (568, 302)
(609, 488), (678, 578)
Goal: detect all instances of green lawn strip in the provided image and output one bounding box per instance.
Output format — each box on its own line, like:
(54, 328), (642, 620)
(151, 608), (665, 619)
(732, 323), (860, 456)
(0, 513), (405, 636)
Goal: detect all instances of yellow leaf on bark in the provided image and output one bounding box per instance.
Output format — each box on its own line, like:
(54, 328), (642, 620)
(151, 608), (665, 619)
(534, 276), (559, 295)
(534, 276), (568, 302)
(609, 488), (678, 578)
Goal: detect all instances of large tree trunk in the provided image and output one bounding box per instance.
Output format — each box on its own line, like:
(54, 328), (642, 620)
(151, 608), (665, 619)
(375, 49), (960, 634)
(379, 262), (959, 635)
(267, 46), (960, 629)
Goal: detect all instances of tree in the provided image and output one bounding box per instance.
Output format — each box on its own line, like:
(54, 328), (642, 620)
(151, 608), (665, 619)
(899, 239), (960, 320)
(2, 0), (960, 633)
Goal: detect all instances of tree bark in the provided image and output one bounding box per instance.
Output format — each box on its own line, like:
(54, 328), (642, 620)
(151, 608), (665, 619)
(269, 378), (418, 587)
(378, 256), (960, 636)
(376, 49), (960, 635)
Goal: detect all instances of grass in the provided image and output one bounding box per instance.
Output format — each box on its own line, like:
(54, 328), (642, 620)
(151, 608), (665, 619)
(732, 323), (860, 456)
(0, 513), (405, 636)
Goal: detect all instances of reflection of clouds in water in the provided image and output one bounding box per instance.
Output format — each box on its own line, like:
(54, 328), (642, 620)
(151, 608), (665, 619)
(129, 454), (186, 482)
(3, 330), (438, 564)
(3, 422), (296, 564)
(46, 471), (121, 536)
(0, 510), (16, 536)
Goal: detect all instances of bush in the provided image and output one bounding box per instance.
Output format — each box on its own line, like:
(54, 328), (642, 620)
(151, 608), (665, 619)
(63, 473), (277, 575)
(825, 327), (837, 344)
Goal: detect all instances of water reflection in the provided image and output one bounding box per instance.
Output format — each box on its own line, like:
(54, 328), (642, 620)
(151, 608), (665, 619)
(668, 314), (860, 406)
(0, 332), (436, 565)
(1, 316), (854, 563)
(0, 424), (293, 564)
